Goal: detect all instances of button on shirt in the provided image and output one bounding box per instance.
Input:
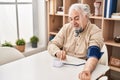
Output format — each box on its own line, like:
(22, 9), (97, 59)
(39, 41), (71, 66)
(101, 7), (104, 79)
(48, 21), (104, 59)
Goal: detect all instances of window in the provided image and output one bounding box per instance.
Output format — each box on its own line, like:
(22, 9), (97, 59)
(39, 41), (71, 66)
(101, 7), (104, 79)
(0, 0), (33, 44)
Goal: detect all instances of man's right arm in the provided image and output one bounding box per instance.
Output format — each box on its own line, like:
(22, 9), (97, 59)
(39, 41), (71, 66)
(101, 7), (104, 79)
(47, 43), (61, 56)
(47, 24), (68, 56)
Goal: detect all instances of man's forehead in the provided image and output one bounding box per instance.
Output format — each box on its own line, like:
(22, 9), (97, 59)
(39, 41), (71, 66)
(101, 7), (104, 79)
(69, 9), (82, 17)
(69, 15), (79, 19)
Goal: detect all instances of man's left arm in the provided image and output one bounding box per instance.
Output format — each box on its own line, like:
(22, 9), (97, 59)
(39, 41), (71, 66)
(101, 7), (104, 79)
(79, 28), (104, 80)
(86, 45), (104, 70)
(79, 46), (103, 80)
(85, 27), (104, 71)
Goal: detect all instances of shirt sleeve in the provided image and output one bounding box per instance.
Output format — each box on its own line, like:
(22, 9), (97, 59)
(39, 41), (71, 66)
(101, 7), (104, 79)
(88, 25), (104, 49)
(47, 24), (67, 56)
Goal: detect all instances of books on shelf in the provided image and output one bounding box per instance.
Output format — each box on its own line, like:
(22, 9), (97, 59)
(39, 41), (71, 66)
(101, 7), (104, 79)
(104, 0), (107, 17)
(111, 13), (120, 19)
(104, 0), (118, 18)
(111, 15), (120, 19)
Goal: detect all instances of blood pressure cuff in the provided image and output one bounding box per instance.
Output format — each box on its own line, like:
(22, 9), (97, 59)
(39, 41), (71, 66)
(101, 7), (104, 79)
(87, 46), (103, 60)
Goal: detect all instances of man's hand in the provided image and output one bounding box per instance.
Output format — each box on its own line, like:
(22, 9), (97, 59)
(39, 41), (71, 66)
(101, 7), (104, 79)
(78, 57), (98, 80)
(55, 50), (66, 60)
(78, 70), (91, 80)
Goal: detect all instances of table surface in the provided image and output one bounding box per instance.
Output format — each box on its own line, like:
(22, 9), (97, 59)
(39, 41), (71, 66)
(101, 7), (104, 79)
(0, 51), (109, 80)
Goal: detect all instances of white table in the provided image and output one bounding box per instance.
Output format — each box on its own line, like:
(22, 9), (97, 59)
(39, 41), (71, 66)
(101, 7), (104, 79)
(0, 51), (109, 80)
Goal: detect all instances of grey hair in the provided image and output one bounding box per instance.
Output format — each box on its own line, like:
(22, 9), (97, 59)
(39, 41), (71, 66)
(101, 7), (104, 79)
(68, 3), (91, 17)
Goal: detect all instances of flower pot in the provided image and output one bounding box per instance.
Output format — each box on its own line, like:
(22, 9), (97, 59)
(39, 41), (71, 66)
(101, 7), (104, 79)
(32, 43), (37, 48)
(16, 45), (25, 52)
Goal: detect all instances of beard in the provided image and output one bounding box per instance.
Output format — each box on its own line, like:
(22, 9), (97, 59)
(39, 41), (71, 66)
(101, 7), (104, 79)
(74, 26), (84, 37)
(71, 23), (84, 36)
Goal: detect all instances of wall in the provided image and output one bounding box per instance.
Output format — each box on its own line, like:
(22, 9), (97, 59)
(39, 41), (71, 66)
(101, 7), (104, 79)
(33, 0), (47, 49)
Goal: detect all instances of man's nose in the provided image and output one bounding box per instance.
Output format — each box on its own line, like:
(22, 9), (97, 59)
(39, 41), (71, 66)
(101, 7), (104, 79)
(71, 19), (76, 24)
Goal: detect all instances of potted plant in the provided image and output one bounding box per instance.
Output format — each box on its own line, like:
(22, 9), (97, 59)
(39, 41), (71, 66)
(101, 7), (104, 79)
(2, 41), (13, 47)
(16, 39), (26, 52)
(30, 36), (39, 48)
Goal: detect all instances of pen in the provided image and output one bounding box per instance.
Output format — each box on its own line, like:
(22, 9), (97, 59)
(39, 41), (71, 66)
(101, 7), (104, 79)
(63, 62), (85, 66)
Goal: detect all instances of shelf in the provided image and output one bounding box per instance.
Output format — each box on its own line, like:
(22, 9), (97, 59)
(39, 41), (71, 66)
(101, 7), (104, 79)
(49, 32), (57, 35)
(56, 11), (64, 15)
(55, 13), (64, 16)
(90, 16), (103, 19)
(104, 18), (120, 21)
(49, 13), (55, 15)
(64, 15), (103, 19)
(105, 40), (120, 47)
(110, 66), (120, 72)
(64, 14), (68, 16)
(49, 13), (63, 16)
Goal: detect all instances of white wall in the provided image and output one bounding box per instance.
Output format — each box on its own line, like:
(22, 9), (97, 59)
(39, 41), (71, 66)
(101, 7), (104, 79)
(33, 0), (47, 49)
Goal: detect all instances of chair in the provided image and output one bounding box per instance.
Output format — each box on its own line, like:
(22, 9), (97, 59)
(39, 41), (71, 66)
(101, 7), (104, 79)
(99, 44), (108, 65)
(98, 44), (109, 80)
(0, 47), (25, 65)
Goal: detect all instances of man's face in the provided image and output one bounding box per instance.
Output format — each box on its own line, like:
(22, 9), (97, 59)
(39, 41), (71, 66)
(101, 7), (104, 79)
(69, 10), (87, 29)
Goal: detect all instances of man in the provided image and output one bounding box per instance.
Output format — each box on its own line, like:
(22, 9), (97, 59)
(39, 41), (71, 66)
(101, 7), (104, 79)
(48, 3), (104, 80)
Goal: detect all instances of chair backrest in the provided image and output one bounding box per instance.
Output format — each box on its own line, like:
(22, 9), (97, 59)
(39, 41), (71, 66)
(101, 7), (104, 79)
(98, 44), (108, 80)
(0, 47), (24, 65)
(99, 44), (108, 66)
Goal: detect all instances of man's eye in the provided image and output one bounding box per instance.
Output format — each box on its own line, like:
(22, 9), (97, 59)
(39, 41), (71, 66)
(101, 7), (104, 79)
(74, 17), (79, 20)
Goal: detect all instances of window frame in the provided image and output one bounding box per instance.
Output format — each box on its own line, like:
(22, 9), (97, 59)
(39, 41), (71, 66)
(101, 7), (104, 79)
(0, 0), (34, 44)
